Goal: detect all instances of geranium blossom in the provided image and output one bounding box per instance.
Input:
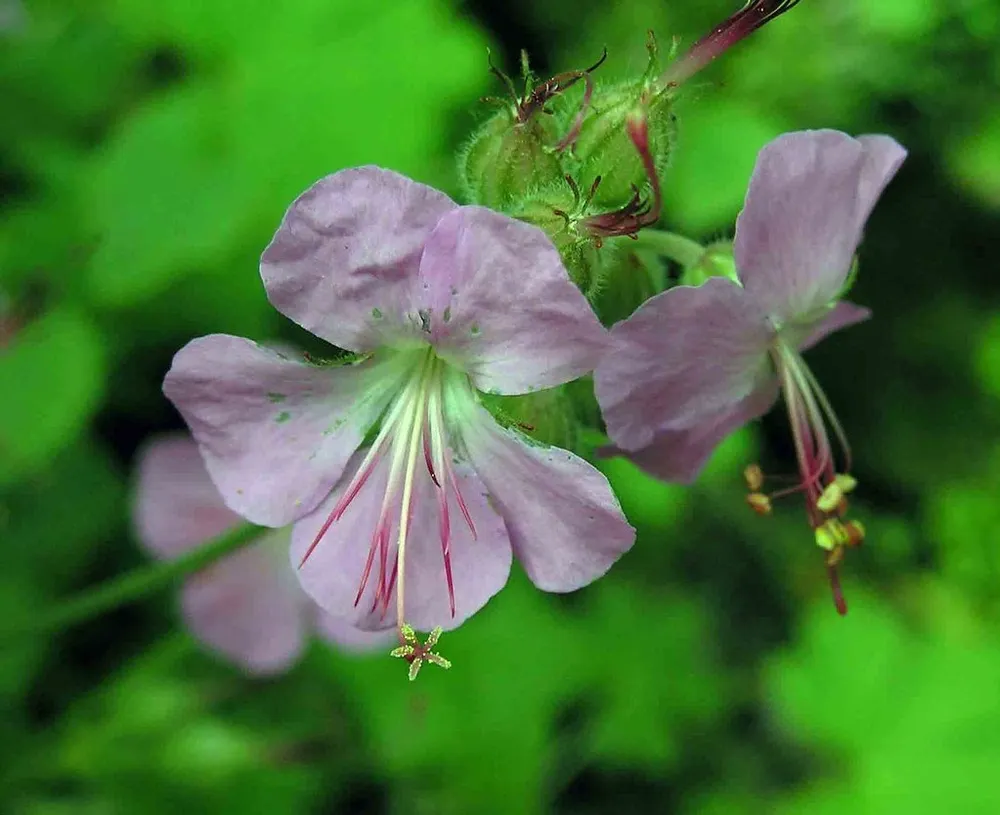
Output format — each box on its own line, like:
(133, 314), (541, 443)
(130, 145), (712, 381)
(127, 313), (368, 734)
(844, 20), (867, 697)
(595, 130), (906, 613)
(133, 434), (390, 675)
(163, 167), (634, 662)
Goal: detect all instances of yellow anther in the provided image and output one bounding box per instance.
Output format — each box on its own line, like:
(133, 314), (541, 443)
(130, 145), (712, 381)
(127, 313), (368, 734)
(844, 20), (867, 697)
(834, 473), (857, 494)
(816, 475), (857, 514)
(746, 492), (772, 516)
(744, 464), (764, 492)
(816, 483), (844, 513)
(815, 518), (850, 551)
(844, 519), (865, 548)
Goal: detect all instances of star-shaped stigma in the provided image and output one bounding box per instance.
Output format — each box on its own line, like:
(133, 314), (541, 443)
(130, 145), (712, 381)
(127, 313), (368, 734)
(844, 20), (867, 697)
(390, 624), (452, 681)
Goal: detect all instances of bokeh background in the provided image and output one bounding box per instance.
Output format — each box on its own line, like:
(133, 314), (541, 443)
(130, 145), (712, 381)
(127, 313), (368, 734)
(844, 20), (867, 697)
(3, 0), (1000, 812)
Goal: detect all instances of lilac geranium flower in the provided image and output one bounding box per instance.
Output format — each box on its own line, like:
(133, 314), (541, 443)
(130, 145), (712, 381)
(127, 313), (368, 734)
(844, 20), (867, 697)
(163, 167), (634, 664)
(133, 434), (391, 675)
(595, 130), (906, 614)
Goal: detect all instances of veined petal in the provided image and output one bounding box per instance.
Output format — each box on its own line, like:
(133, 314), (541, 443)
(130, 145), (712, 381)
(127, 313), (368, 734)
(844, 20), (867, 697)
(792, 300), (871, 353)
(163, 335), (401, 527)
(595, 277), (773, 451)
(290, 449), (512, 632)
(133, 434), (241, 558)
(609, 380), (779, 484)
(735, 130), (906, 321)
(260, 167), (457, 352)
(460, 404), (635, 592)
(181, 531), (307, 675)
(414, 207), (609, 394)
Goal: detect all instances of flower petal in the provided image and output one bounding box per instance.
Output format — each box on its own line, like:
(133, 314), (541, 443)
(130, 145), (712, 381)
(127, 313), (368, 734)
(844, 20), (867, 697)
(163, 334), (401, 527)
(260, 167), (457, 352)
(314, 612), (397, 653)
(413, 206), (609, 394)
(133, 434), (242, 558)
(181, 531), (308, 675)
(793, 300), (872, 353)
(608, 381), (779, 484)
(460, 405), (635, 592)
(291, 449), (512, 632)
(734, 130), (905, 321)
(595, 277), (773, 451)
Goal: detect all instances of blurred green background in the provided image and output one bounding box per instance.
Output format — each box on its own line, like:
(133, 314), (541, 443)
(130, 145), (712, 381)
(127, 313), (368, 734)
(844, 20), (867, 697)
(3, 0), (1000, 812)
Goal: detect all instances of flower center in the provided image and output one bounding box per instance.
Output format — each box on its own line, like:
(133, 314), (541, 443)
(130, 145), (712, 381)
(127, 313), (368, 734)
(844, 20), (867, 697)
(298, 346), (479, 633)
(744, 338), (865, 615)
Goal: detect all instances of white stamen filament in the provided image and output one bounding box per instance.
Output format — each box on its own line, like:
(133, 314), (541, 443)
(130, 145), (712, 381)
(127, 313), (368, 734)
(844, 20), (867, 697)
(300, 344), (480, 630)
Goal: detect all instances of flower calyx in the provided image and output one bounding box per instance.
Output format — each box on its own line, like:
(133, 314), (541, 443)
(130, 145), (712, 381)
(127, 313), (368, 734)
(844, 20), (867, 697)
(459, 48), (608, 212)
(570, 32), (676, 211)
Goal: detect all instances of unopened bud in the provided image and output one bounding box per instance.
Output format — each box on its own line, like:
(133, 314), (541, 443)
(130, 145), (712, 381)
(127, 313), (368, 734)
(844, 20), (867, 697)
(459, 110), (563, 211)
(572, 35), (675, 210)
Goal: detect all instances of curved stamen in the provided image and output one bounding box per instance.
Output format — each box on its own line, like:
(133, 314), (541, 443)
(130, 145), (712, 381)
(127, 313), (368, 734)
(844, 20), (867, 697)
(426, 372), (455, 616)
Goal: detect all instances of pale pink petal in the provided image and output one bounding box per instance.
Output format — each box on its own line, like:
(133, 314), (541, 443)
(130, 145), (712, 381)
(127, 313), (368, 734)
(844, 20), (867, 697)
(133, 434), (241, 558)
(595, 277), (773, 451)
(791, 300), (871, 353)
(314, 612), (397, 653)
(460, 404), (635, 592)
(413, 206), (609, 394)
(260, 167), (457, 353)
(608, 381), (779, 484)
(290, 449), (512, 632)
(163, 335), (403, 527)
(181, 530), (308, 675)
(735, 130), (905, 321)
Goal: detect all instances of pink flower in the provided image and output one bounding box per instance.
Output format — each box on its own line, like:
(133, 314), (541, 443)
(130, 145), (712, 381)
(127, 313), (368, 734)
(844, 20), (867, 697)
(133, 434), (390, 675)
(595, 130), (906, 613)
(163, 167), (634, 646)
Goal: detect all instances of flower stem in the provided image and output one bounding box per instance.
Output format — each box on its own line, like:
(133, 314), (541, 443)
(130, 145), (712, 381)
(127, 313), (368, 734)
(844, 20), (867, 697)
(626, 230), (706, 269)
(0, 523), (263, 640)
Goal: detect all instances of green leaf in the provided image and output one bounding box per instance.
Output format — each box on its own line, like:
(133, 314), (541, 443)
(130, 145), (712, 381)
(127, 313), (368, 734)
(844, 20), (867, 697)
(767, 590), (1000, 813)
(0, 309), (106, 485)
(85, 0), (489, 305)
(661, 99), (785, 234)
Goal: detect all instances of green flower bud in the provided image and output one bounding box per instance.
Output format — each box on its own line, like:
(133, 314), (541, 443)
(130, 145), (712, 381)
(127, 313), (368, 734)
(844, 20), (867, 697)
(459, 51), (607, 212)
(570, 34), (676, 210)
(459, 107), (563, 212)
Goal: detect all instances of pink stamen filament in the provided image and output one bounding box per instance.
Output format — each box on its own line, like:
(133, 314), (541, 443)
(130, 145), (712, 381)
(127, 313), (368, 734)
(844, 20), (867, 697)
(299, 345), (481, 629)
(769, 342), (850, 523)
